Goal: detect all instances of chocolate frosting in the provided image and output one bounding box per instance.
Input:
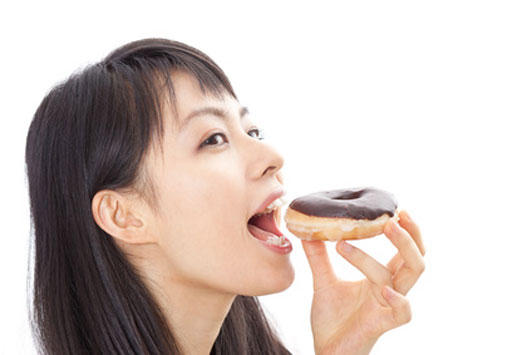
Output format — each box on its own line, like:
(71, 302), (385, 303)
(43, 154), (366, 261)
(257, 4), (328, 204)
(288, 187), (397, 220)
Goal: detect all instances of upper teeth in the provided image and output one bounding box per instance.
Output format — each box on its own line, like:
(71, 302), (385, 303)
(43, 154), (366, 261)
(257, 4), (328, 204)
(257, 196), (287, 215)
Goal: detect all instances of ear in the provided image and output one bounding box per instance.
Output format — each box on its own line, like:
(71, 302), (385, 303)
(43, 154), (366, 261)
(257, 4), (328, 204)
(91, 189), (155, 245)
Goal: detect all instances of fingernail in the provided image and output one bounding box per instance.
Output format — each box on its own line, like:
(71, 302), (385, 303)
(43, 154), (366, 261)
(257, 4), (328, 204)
(402, 210), (412, 223)
(340, 240), (354, 253)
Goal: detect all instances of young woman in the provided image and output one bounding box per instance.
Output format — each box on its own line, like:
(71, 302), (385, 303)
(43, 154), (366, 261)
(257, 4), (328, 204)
(25, 38), (426, 354)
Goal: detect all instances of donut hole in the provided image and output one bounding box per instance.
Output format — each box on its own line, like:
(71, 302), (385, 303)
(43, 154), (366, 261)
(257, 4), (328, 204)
(331, 190), (364, 200)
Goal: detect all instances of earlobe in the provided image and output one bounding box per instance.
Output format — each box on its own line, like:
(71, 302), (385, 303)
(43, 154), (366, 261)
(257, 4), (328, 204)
(91, 190), (151, 245)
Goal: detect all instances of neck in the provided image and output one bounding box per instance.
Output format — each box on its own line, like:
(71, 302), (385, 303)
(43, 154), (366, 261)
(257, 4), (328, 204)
(158, 279), (236, 355)
(129, 244), (236, 355)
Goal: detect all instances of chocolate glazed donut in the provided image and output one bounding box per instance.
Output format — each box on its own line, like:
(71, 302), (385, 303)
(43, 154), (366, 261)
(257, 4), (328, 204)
(283, 187), (399, 241)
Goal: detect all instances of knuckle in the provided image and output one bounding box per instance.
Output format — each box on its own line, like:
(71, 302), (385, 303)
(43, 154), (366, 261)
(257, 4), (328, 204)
(418, 260), (426, 273)
(400, 300), (413, 324)
(409, 259), (425, 274)
(405, 310), (413, 324)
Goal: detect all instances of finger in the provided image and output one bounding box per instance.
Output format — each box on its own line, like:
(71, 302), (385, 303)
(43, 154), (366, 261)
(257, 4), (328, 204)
(384, 220), (425, 295)
(398, 210), (426, 256)
(301, 240), (338, 290)
(336, 241), (393, 288)
(386, 252), (404, 276)
(385, 219), (425, 271)
(381, 285), (412, 330)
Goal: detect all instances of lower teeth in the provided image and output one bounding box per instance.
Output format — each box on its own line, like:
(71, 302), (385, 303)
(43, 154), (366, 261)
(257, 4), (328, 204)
(266, 235), (287, 246)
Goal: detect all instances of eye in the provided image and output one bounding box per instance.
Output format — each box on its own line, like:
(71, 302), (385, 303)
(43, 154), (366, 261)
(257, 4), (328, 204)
(200, 133), (228, 148)
(248, 128), (265, 140)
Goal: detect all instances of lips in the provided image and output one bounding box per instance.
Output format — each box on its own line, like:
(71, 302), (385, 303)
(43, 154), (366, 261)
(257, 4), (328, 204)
(247, 211), (291, 249)
(247, 188), (287, 244)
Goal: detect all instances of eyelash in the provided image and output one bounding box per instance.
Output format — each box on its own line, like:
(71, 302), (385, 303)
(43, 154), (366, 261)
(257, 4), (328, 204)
(200, 128), (265, 148)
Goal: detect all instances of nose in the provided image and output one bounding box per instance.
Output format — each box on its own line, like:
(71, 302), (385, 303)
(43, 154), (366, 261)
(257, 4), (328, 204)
(245, 136), (285, 180)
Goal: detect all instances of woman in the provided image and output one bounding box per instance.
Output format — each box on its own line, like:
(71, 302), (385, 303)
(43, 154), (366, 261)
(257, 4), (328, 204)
(25, 38), (425, 354)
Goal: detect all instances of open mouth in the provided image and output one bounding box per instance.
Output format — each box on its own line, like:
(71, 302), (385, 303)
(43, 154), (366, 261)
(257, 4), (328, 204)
(247, 200), (289, 247)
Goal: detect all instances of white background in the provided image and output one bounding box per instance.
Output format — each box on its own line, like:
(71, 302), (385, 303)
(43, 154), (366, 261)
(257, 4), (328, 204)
(1, 1), (531, 354)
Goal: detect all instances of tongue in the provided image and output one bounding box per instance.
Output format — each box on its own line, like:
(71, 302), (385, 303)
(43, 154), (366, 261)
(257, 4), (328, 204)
(248, 212), (284, 240)
(248, 224), (279, 242)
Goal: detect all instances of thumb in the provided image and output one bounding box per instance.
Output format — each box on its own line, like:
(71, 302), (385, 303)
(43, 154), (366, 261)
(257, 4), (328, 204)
(301, 240), (337, 291)
(381, 285), (413, 330)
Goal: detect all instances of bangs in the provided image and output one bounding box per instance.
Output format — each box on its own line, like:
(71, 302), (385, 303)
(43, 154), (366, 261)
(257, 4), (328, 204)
(98, 38), (238, 212)
(102, 38), (237, 152)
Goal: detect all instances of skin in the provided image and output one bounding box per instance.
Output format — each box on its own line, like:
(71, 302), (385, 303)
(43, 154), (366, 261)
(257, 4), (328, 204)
(92, 71), (426, 354)
(302, 210), (426, 354)
(93, 71), (293, 354)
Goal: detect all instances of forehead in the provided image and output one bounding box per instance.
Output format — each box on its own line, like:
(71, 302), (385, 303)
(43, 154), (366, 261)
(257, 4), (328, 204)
(164, 71), (239, 130)
(146, 71), (239, 163)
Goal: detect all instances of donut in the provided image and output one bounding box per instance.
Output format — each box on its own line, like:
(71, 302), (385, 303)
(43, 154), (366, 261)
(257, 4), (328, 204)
(283, 187), (399, 241)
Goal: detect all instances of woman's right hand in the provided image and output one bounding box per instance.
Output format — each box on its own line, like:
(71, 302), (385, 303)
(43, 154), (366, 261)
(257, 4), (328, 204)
(301, 210), (426, 354)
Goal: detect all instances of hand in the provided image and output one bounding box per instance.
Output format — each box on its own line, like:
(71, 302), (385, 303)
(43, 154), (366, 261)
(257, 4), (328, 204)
(301, 210), (426, 355)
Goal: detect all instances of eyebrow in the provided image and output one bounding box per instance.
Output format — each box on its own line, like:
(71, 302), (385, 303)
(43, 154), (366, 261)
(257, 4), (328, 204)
(179, 105), (250, 131)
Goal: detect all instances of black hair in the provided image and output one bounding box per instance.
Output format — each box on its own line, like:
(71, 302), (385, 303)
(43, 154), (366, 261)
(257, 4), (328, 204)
(25, 38), (291, 355)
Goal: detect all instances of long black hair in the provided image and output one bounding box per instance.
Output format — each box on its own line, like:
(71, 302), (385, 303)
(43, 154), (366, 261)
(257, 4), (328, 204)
(25, 38), (292, 355)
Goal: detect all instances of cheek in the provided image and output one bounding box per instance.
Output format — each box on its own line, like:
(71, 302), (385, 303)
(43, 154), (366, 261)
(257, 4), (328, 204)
(179, 172), (245, 229)
(154, 162), (247, 257)
(150, 158), (294, 294)
(158, 157), (243, 219)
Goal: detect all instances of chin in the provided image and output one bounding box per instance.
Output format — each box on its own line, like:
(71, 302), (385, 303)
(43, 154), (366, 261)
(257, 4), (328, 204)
(251, 261), (296, 296)
(278, 260), (296, 290)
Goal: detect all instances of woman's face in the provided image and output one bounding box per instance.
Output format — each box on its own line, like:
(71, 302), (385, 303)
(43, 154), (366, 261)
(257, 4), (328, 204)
(141, 72), (294, 296)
